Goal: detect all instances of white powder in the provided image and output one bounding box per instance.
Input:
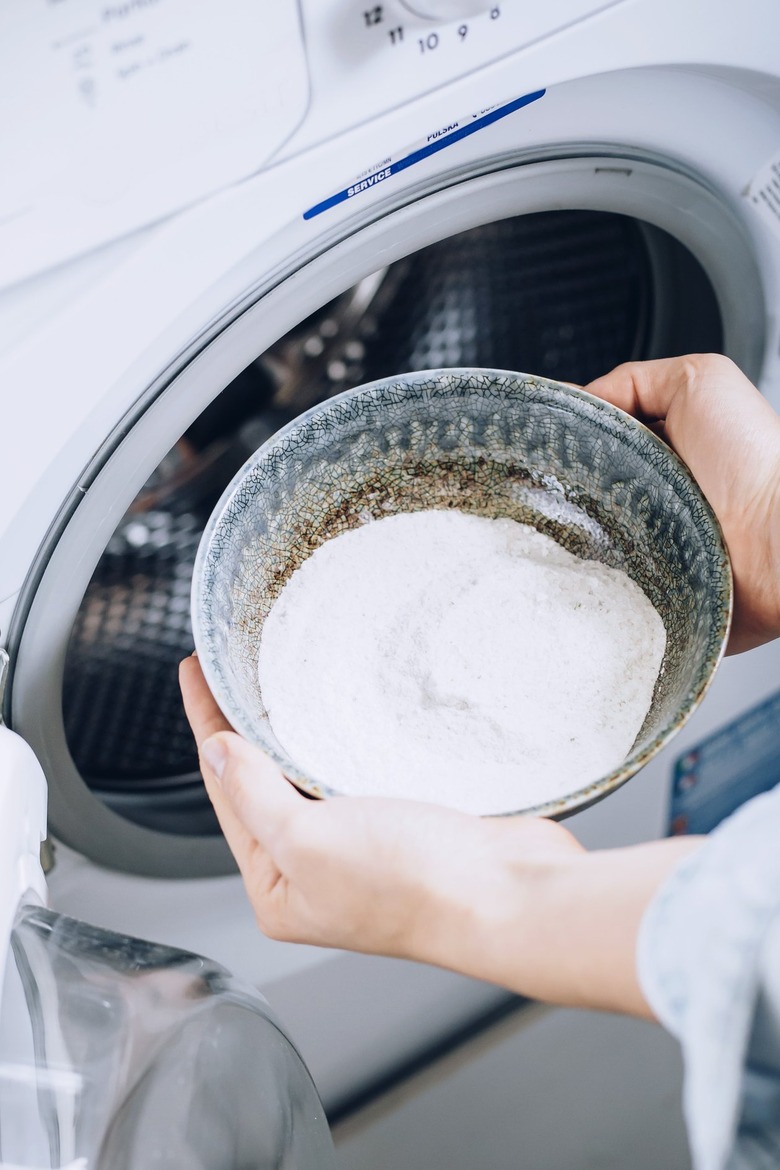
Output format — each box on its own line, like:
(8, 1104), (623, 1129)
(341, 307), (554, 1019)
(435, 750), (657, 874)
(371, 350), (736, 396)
(257, 510), (666, 814)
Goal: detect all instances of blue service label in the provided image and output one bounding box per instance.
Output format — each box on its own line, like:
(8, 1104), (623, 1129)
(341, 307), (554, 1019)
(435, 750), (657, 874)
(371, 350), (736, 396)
(669, 688), (780, 836)
(302, 89), (546, 222)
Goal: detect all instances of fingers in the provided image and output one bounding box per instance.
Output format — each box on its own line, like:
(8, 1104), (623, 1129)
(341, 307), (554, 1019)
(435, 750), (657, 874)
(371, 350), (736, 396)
(179, 654), (232, 741)
(584, 353), (780, 501)
(584, 356), (780, 655)
(584, 355), (703, 423)
(179, 656), (262, 873)
(200, 731), (303, 848)
(179, 655), (303, 850)
(583, 354), (780, 502)
(584, 354), (775, 441)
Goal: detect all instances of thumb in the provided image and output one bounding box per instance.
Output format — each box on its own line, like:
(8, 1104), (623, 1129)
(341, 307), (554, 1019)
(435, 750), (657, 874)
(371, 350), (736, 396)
(201, 732), (302, 844)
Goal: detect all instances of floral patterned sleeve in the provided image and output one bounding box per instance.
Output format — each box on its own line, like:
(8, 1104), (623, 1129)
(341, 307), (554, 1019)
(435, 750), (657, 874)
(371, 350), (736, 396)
(636, 783), (780, 1170)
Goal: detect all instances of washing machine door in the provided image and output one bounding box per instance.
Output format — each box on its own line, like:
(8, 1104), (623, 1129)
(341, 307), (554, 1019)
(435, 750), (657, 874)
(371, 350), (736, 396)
(0, 723), (335, 1170)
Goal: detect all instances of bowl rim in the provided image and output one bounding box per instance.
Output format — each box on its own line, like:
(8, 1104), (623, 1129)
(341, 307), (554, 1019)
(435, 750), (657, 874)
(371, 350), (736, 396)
(191, 366), (733, 820)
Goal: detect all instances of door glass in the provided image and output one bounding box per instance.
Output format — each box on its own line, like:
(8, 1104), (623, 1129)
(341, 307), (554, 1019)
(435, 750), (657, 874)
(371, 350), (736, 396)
(0, 904), (335, 1169)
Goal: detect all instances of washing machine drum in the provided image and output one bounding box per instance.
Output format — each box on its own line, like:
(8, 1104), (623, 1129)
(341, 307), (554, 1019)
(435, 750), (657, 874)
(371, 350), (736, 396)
(0, 901), (335, 1169)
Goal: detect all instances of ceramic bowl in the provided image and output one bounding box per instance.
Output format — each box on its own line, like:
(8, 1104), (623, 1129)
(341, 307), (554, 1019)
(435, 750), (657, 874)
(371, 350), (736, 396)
(191, 368), (732, 819)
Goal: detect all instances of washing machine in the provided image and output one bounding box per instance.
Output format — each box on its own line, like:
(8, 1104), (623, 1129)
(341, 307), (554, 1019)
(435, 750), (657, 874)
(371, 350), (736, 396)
(2, 0), (780, 1161)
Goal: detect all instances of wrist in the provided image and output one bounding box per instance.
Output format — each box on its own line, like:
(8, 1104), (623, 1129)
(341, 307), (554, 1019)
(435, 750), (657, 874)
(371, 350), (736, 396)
(409, 817), (585, 988)
(416, 822), (705, 1020)
(540, 837), (705, 1017)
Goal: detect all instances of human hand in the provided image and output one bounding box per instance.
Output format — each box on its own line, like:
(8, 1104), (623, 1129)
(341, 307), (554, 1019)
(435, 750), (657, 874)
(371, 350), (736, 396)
(180, 655), (700, 1017)
(585, 355), (780, 654)
(179, 655), (578, 957)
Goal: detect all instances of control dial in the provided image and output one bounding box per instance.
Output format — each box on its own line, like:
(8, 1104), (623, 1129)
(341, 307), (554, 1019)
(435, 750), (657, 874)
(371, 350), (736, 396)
(398, 0), (494, 19)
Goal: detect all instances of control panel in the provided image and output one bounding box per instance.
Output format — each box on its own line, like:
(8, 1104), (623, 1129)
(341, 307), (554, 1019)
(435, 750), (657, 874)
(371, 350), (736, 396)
(289, 0), (628, 155)
(0, 0), (309, 288)
(0, 0), (629, 287)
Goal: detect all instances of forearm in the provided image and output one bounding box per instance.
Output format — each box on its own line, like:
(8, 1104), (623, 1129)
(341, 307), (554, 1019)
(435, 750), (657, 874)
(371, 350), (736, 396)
(416, 830), (705, 1019)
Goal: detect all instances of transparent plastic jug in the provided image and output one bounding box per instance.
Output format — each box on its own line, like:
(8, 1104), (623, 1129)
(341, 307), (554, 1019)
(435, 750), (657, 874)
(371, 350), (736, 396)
(0, 902), (335, 1169)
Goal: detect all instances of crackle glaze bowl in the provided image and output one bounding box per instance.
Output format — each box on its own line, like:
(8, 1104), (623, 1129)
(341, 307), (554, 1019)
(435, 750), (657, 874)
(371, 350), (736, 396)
(192, 367), (732, 819)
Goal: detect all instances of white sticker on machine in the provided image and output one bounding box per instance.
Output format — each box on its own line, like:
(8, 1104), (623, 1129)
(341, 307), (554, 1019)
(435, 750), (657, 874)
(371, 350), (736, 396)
(745, 153), (780, 234)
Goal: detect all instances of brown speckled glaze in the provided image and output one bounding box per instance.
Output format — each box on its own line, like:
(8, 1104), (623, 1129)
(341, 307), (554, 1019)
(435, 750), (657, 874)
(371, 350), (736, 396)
(192, 368), (733, 819)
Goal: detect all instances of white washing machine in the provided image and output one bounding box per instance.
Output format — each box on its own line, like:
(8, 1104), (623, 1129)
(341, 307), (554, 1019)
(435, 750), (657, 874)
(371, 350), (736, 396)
(2, 0), (780, 1160)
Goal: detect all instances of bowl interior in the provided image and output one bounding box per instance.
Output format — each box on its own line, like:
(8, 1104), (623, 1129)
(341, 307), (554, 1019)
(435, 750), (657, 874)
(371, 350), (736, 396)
(193, 369), (731, 816)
